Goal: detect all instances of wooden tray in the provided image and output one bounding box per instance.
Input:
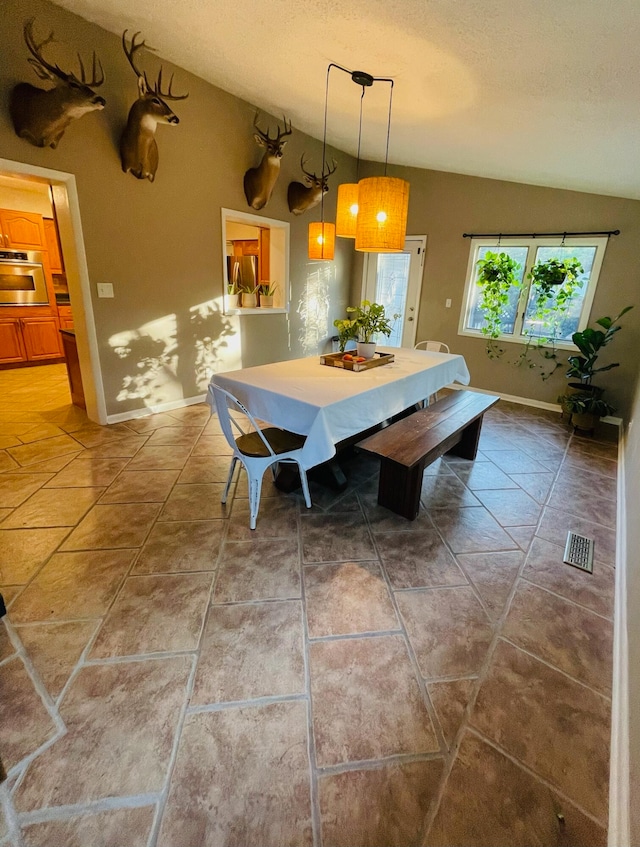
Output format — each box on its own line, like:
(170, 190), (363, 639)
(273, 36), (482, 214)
(319, 351), (395, 372)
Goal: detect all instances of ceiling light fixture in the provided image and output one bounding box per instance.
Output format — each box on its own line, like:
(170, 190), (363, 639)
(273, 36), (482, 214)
(308, 64), (336, 260)
(335, 74), (369, 239)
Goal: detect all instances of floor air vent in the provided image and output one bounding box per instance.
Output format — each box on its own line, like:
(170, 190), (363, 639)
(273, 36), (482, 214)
(563, 532), (594, 574)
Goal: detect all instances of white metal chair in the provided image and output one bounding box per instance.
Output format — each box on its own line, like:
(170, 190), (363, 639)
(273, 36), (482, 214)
(207, 384), (312, 530)
(414, 341), (450, 405)
(414, 340), (450, 353)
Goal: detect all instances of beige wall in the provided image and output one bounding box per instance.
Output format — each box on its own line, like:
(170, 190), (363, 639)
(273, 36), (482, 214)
(1, 0), (355, 417)
(358, 161), (640, 420)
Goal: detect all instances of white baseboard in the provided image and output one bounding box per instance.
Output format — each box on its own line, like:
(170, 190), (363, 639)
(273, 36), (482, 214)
(106, 394), (207, 424)
(609, 434), (629, 846)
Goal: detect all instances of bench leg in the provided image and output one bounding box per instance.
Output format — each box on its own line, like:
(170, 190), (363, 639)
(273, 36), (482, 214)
(447, 415), (484, 460)
(378, 459), (423, 521)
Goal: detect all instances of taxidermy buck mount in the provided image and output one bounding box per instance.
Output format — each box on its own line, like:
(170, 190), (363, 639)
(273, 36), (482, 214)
(243, 113), (292, 210)
(120, 30), (189, 182)
(9, 18), (105, 149)
(287, 156), (337, 215)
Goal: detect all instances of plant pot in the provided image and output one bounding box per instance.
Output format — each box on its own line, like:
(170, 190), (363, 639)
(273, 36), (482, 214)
(242, 293), (257, 308)
(357, 341), (377, 360)
(260, 295), (274, 308)
(226, 293), (239, 309)
(571, 411), (598, 432)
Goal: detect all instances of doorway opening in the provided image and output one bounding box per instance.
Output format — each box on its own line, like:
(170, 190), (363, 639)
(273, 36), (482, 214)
(0, 158), (105, 423)
(361, 236), (426, 348)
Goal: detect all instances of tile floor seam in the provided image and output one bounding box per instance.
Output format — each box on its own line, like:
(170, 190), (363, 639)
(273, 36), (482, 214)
(518, 573), (615, 621)
(186, 692), (309, 715)
(0, 781), (23, 847)
(16, 793), (161, 827)
(146, 653), (198, 847)
(306, 628), (404, 643)
(464, 725), (609, 829)
(315, 750), (447, 777)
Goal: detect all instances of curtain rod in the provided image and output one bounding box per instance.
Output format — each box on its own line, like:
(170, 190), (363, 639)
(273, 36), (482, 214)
(462, 229), (620, 238)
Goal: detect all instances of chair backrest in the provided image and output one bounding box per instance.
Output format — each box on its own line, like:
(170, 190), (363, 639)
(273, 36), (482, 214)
(207, 384), (276, 457)
(414, 340), (450, 353)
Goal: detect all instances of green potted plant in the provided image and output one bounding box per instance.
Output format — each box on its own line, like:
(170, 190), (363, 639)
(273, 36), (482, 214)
(241, 283), (261, 308)
(333, 317), (359, 353)
(346, 300), (399, 359)
(558, 305), (633, 429)
(227, 280), (240, 309)
(259, 281), (278, 307)
(475, 251), (521, 358)
(527, 257), (582, 298)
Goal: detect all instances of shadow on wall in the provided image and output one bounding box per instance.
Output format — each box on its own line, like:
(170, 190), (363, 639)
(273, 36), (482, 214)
(297, 263), (336, 356)
(108, 300), (236, 408)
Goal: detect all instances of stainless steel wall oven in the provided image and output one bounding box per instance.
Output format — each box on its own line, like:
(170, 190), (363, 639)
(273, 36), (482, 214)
(0, 250), (49, 306)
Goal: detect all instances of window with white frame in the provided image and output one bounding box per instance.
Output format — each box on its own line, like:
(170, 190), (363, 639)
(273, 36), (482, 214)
(459, 236), (608, 347)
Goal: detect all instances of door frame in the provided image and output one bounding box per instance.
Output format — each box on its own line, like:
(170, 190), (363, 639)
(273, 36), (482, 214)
(0, 158), (106, 424)
(361, 235), (427, 348)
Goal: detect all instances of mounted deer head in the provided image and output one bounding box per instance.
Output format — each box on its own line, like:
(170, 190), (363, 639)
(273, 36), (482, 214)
(287, 156), (337, 216)
(9, 19), (105, 149)
(119, 30), (188, 183)
(243, 113), (292, 210)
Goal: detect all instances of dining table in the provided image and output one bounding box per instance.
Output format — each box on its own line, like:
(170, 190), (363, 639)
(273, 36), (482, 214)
(209, 346), (471, 482)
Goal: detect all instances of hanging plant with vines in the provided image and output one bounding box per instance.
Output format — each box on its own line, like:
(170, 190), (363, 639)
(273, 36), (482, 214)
(475, 251), (522, 358)
(514, 257), (584, 379)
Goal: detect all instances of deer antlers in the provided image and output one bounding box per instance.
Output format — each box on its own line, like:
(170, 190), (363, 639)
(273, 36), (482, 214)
(253, 112), (292, 146)
(300, 154), (337, 182)
(122, 30), (188, 100)
(24, 18), (104, 87)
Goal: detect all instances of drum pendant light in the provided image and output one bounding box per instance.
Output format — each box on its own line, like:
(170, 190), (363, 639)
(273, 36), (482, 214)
(308, 65), (335, 260)
(355, 81), (409, 253)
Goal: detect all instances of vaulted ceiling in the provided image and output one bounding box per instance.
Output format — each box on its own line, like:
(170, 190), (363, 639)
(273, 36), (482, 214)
(52, 0), (640, 199)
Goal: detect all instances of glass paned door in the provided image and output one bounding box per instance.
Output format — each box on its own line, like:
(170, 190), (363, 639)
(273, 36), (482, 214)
(362, 237), (426, 348)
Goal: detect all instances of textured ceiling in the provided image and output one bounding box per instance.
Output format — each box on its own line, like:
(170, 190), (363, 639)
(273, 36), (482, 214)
(51, 0), (640, 199)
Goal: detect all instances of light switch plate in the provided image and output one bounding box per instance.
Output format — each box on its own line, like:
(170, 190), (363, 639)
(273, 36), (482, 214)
(97, 282), (114, 298)
(445, 298), (452, 308)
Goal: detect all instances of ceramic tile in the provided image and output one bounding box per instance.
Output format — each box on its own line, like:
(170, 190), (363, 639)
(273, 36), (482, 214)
(0, 474), (53, 508)
(360, 494), (436, 533)
(547, 477), (617, 529)
(9, 549), (136, 623)
(473, 488), (542, 527)
(0, 584), (23, 607)
(14, 656), (192, 811)
(569, 437), (618, 461)
(16, 423), (66, 443)
(506, 525), (537, 551)
(192, 600), (304, 704)
(214, 538), (301, 602)
(0, 619), (15, 661)
(227, 496), (299, 540)
(503, 580), (613, 695)
(376, 530), (468, 589)
(158, 483), (228, 521)
(427, 731), (607, 846)
(420, 474), (480, 509)
(60, 503), (161, 550)
(0, 656), (58, 770)
(397, 586), (493, 678)
(167, 404), (211, 425)
(133, 520), (222, 573)
(147, 426), (203, 447)
(125, 413), (185, 433)
(79, 436), (148, 458)
(471, 639), (610, 820)
(2, 486), (104, 528)
(427, 678), (475, 746)
(456, 550), (524, 620)
(43, 456), (129, 488)
(430, 507), (518, 554)
(563, 451), (617, 480)
(319, 760), (443, 847)
(301, 511), (375, 563)
(100, 469), (179, 503)
(126, 445), (192, 471)
(304, 561), (398, 637)
(481, 449), (552, 475)
(554, 463), (617, 500)
(508, 471), (554, 503)
(21, 806), (156, 847)
(6, 435), (81, 467)
(523, 536), (614, 618)
(66, 423), (138, 449)
(11, 453), (78, 474)
(536, 506), (616, 565)
(0, 528), (69, 584)
(90, 572), (212, 657)
(451, 461), (518, 490)
(191, 435), (234, 456)
(158, 702), (312, 847)
(14, 621), (98, 699)
(309, 635), (438, 766)
(178, 455), (235, 484)
(0, 451), (20, 473)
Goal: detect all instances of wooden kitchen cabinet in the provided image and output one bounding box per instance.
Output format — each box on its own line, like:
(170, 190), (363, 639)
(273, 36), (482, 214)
(57, 305), (74, 330)
(43, 218), (64, 273)
(0, 319), (27, 363)
(21, 316), (63, 360)
(0, 210), (46, 250)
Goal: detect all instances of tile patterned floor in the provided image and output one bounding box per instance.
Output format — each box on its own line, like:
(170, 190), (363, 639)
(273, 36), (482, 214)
(0, 364), (617, 846)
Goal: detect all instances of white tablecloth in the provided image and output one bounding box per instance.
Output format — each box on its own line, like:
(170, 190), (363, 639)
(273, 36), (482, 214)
(210, 347), (470, 469)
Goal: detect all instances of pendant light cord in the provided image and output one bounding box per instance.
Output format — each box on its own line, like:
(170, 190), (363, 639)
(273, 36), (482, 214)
(320, 64), (331, 228)
(356, 86), (365, 181)
(384, 80), (394, 177)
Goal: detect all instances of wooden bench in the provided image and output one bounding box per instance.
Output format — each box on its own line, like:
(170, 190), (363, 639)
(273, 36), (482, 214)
(357, 390), (499, 520)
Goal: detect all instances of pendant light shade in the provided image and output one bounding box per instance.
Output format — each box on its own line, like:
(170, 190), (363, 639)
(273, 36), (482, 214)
(335, 183), (359, 238)
(355, 176), (410, 253)
(308, 221), (336, 260)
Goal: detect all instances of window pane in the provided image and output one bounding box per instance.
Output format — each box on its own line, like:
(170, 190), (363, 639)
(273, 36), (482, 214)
(373, 253), (411, 347)
(465, 246), (528, 335)
(523, 246), (597, 341)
